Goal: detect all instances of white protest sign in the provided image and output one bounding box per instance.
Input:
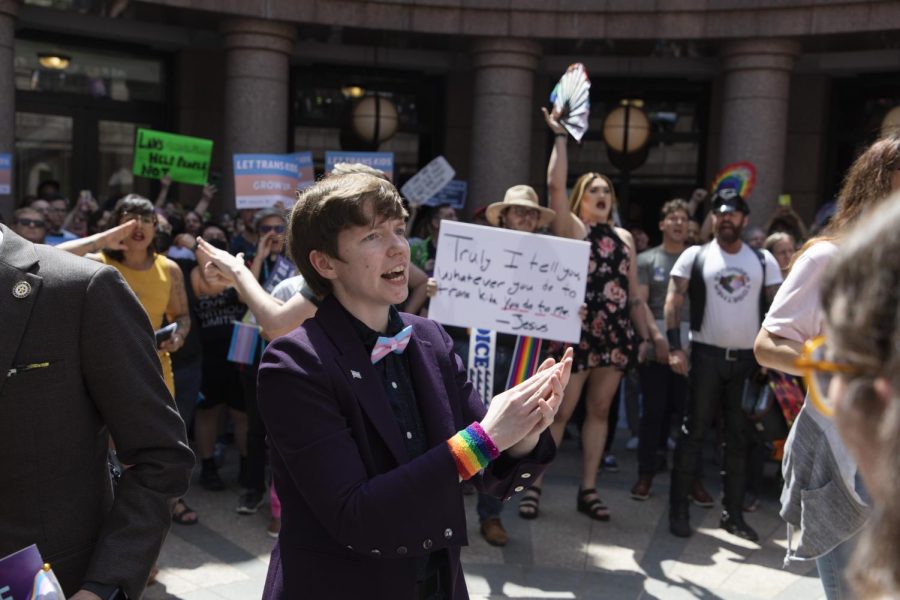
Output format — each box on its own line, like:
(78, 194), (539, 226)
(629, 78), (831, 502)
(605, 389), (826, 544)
(401, 156), (455, 205)
(429, 221), (590, 343)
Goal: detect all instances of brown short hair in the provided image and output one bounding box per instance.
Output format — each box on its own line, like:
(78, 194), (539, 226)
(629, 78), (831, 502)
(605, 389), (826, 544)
(660, 198), (690, 220)
(288, 173), (407, 298)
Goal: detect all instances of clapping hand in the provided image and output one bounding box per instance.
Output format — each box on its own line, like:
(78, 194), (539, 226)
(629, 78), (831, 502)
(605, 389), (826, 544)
(481, 347), (574, 457)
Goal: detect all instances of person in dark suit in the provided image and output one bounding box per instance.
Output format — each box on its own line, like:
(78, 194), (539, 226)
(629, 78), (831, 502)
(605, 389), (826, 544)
(255, 173), (572, 599)
(0, 224), (194, 599)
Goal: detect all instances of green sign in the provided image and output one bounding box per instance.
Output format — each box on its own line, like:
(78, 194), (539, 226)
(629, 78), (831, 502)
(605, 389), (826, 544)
(132, 128), (213, 186)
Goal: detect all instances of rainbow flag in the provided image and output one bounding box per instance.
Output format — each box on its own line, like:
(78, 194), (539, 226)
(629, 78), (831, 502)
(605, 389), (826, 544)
(505, 336), (544, 388)
(227, 321), (261, 365)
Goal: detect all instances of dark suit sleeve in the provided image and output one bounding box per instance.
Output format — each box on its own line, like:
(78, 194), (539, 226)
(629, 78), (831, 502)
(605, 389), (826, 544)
(432, 321), (557, 501)
(79, 266), (194, 598)
(259, 336), (467, 558)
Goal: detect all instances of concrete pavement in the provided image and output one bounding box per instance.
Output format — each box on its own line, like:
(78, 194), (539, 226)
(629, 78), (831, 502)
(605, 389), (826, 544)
(145, 435), (824, 599)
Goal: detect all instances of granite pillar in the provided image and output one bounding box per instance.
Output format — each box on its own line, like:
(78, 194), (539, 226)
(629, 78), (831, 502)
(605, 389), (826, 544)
(0, 0), (19, 220)
(467, 38), (540, 217)
(718, 38), (800, 227)
(222, 19), (295, 211)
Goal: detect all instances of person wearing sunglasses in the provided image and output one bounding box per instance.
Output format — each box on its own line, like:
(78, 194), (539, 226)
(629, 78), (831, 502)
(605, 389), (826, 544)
(11, 207), (47, 244)
(754, 135), (900, 599)
(810, 196), (900, 599)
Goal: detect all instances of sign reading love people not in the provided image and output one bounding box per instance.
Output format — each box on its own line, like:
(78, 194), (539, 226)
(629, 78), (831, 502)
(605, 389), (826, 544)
(133, 128), (213, 186)
(428, 221), (590, 343)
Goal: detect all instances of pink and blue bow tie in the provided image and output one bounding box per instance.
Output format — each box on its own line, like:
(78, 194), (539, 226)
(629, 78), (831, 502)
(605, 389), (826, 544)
(371, 325), (414, 364)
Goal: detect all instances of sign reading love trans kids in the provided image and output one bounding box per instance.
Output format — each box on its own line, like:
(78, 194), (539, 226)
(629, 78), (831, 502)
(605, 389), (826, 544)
(234, 153), (314, 209)
(428, 221), (590, 343)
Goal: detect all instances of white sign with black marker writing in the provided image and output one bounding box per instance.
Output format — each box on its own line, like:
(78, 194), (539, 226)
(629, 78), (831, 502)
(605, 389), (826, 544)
(429, 221), (590, 343)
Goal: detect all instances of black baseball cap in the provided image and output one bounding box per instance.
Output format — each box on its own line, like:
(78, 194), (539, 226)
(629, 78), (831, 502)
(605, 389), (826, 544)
(710, 188), (750, 215)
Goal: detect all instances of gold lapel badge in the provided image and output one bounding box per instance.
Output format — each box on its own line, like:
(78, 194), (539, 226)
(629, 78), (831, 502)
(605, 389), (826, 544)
(13, 280), (32, 299)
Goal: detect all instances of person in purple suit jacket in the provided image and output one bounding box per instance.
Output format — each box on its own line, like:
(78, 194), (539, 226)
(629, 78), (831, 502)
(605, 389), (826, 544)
(256, 173), (573, 599)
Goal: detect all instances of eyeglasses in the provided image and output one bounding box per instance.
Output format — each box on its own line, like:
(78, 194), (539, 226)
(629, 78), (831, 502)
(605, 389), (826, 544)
(121, 213), (157, 225)
(507, 206), (541, 220)
(258, 224), (285, 234)
(15, 218), (46, 228)
(794, 336), (865, 416)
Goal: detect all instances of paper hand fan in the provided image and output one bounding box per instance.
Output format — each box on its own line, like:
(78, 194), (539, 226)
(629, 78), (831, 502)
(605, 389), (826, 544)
(549, 63), (591, 142)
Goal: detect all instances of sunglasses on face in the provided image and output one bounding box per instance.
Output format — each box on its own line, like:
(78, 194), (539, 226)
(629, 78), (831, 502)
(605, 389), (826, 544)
(259, 224), (285, 235)
(15, 218), (46, 228)
(794, 336), (866, 417)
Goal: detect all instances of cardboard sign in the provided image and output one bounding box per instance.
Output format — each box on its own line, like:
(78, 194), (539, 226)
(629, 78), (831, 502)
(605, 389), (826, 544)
(133, 128), (213, 185)
(0, 153), (10, 195)
(400, 156), (455, 205)
(325, 151), (394, 182)
(428, 221), (590, 343)
(424, 180), (467, 210)
(234, 153), (313, 209)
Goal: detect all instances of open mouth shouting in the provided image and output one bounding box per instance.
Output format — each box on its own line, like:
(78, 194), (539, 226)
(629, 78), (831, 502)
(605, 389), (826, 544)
(382, 265), (407, 285)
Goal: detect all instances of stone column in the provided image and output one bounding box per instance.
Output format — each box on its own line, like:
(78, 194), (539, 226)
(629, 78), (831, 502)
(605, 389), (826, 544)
(0, 0), (19, 220)
(222, 19), (295, 211)
(718, 38), (800, 226)
(467, 38), (540, 216)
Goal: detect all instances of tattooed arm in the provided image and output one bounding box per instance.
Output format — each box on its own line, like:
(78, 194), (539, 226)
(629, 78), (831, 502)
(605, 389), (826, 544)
(160, 259), (191, 353)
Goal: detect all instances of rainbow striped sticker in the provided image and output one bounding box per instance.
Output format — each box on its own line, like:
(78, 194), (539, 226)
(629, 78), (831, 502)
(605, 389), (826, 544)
(505, 336), (544, 389)
(710, 161), (757, 199)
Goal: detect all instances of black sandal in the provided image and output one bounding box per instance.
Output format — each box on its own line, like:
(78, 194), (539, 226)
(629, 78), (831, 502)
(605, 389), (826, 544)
(172, 498), (199, 525)
(518, 486), (542, 520)
(577, 487), (610, 521)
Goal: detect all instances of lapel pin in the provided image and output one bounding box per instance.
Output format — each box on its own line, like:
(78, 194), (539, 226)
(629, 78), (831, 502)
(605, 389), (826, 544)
(12, 281), (32, 299)
(351, 370), (362, 380)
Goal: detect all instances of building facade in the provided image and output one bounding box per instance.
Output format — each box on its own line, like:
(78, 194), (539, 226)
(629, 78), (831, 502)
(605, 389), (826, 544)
(3, 0), (900, 232)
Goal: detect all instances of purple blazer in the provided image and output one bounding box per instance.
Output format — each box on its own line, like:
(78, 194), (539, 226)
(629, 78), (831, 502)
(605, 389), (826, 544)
(257, 295), (555, 599)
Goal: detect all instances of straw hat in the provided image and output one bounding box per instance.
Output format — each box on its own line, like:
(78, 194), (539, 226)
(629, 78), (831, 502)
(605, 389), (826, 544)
(486, 185), (556, 228)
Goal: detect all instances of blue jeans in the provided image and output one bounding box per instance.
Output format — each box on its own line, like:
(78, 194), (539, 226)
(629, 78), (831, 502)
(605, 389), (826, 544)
(816, 527), (861, 600)
(477, 491), (504, 523)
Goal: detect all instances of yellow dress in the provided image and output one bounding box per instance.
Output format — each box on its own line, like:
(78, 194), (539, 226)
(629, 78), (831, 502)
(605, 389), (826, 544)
(100, 253), (175, 396)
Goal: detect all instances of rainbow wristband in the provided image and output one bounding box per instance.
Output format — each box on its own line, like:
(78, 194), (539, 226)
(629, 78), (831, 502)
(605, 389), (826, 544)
(447, 422), (501, 480)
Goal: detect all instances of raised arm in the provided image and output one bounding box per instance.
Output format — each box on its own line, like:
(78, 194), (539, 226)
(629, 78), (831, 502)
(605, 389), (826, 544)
(664, 275), (689, 375)
(196, 237), (316, 337)
(195, 183), (216, 217)
(543, 108), (583, 240)
(58, 220), (138, 258)
(154, 174), (173, 209)
(403, 262), (429, 316)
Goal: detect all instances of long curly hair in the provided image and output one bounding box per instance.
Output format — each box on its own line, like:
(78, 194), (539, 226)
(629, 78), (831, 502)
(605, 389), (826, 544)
(821, 194), (900, 599)
(792, 135), (900, 266)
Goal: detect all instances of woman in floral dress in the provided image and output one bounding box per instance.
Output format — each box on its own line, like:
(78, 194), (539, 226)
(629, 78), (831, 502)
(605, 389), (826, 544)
(520, 109), (653, 522)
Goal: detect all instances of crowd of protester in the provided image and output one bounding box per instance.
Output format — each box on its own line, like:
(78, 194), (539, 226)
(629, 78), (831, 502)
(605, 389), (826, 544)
(5, 128), (900, 598)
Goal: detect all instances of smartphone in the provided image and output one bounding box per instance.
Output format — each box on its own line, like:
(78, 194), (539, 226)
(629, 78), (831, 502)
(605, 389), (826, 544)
(155, 323), (177, 347)
(208, 172), (221, 187)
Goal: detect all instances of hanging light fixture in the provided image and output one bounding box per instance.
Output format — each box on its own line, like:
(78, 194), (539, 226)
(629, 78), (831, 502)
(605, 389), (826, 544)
(37, 53), (71, 70)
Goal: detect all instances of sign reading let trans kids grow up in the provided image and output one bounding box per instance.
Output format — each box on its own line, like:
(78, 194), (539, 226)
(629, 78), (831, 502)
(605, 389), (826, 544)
(234, 152), (314, 209)
(428, 221), (590, 344)
(133, 128), (213, 185)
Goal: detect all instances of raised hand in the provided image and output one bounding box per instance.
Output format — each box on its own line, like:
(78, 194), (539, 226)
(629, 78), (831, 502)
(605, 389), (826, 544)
(425, 277), (438, 298)
(541, 106), (567, 135)
(99, 219), (138, 251)
(197, 237), (245, 286)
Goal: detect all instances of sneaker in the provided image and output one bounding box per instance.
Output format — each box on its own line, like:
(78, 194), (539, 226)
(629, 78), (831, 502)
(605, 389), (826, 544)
(689, 480), (715, 508)
(479, 517), (508, 547)
(236, 490), (265, 514)
(625, 436), (639, 451)
(601, 454), (619, 472)
(720, 509), (759, 542)
(630, 476), (652, 501)
(267, 517), (281, 538)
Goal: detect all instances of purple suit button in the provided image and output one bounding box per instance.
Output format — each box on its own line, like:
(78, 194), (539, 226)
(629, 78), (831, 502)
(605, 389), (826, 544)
(443, 528), (453, 539)
(396, 546), (408, 555)
(370, 549), (381, 556)
(422, 539), (433, 550)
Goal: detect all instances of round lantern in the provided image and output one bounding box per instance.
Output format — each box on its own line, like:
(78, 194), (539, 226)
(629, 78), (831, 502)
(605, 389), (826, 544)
(352, 95), (399, 145)
(602, 104), (650, 153)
